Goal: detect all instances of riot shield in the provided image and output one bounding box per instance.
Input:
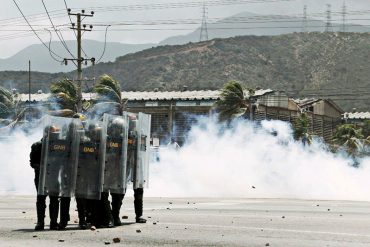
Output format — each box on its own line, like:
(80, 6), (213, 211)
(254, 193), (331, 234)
(102, 113), (129, 194)
(38, 115), (81, 198)
(75, 120), (106, 200)
(134, 112), (151, 189)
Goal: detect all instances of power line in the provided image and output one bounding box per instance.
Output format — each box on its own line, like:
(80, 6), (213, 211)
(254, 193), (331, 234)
(11, 0), (63, 62)
(64, 0), (89, 58)
(96, 25), (111, 63)
(41, 0), (76, 60)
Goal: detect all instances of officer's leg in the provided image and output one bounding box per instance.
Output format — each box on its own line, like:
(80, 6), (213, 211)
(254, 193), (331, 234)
(58, 197), (71, 230)
(111, 193), (125, 226)
(49, 196), (59, 230)
(99, 192), (114, 228)
(35, 195), (46, 230)
(34, 169), (46, 231)
(134, 188), (146, 223)
(76, 198), (87, 229)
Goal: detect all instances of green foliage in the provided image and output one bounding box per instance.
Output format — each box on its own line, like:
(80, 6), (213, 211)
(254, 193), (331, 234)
(93, 74), (122, 103)
(49, 79), (78, 112)
(93, 74), (123, 115)
(333, 124), (364, 155)
(362, 120), (370, 138)
(293, 113), (312, 145)
(215, 81), (254, 121)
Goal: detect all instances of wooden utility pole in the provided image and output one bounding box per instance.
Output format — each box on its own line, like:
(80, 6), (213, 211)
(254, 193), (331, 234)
(65, 9), (95, 113)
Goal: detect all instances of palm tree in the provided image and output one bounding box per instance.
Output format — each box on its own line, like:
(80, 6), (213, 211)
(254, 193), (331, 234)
(333, 124), (364, 156)
(0, 86), (15, 116)
(293, 113), (312, 145)
(0, 86), (28, 127)
(49, 79), (79, 114)
(92, 74), (125, 116)
(215, 81), (255, 121)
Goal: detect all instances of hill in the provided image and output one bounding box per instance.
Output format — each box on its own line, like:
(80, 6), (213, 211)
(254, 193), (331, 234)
(0, 40), (155, 73)
(1, 32), (370, 111)
(159, 12), (370, 45)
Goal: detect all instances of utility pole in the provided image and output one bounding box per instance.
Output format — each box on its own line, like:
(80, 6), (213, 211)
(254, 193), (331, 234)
(65, 9), (95, 113)
(302, 5), (308, 33)
(199, 2), (209, 42)
(325, 4), (332, 32)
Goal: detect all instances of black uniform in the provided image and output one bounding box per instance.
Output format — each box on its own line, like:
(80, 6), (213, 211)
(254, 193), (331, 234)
(111, 132), (146, 224)
(30, 140), (59, 230)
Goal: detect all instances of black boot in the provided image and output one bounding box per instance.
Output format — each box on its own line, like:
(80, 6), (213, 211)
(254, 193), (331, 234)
(49, 197), (59, 230)
(76, 198), (87, 230)
(134, 189), (146, 224)
(58, 197), (71, 230)
(35, 198), (46, 231)
(100, 193), (114, 228)
(111, 193), (124, 226)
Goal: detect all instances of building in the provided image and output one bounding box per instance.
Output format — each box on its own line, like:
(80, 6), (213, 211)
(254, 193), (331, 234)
(18, 89), (345, 143)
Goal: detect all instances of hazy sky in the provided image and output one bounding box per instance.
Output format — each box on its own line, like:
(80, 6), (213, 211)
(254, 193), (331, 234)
(1, 0), (369, 58)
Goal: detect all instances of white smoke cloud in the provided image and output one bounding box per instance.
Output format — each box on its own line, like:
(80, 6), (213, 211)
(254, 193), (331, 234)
(147, 117), (370, 201)
(0, 129), (42, 195)
(1, 117), (370, 201)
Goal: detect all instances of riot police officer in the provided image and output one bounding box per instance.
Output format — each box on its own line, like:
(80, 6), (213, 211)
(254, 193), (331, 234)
(111, 114), (147, 225)
(30, 136), (59, 230)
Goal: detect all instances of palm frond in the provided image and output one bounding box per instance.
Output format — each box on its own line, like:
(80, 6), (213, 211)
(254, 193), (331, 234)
(94, 74), (121, 103)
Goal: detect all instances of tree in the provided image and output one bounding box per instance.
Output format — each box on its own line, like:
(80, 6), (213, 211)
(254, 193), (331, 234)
(0, 86), (27, 127)
(0, 86), (15, 117)
(92, 74), (125, 116)
(362, 120), (370, 139)
(333, 124), (364, 156)
(215, 81), (254, 121)
(49, 79), (79, 114)
(293, 113), (312, 145)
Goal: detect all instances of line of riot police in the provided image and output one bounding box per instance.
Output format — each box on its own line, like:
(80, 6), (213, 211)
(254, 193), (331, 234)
(30, 112), (151, 230)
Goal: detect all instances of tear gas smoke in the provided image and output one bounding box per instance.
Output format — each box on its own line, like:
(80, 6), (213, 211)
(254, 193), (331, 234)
(0, 128), (42, 195)
(1, 117), (370, 201)
(147, 117), (370, 201)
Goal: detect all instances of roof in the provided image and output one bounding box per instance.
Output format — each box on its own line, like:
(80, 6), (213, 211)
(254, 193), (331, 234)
(343, 112), (370, 120)
(292, 98), (344, 114)
(18, 89), (275, 102)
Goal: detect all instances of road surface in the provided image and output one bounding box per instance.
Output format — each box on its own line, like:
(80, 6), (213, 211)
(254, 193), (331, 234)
(1, 196), (370, 246)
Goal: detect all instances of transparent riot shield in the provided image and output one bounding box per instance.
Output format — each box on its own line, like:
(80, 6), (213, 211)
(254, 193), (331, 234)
(134, 112), (151, 189)
(38, 115), (81, 198)
(75, 120), (106, 200)
(102, 113), (129, 194)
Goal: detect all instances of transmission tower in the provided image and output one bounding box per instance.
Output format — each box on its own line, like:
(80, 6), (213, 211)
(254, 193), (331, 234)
(325, 4), (332, 32)
(302, 5), (308, 32)
(199, 3), (209, 42)
(341, 1), (347, 32)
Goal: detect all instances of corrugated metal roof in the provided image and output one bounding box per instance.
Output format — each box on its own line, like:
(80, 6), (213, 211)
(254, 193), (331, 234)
(343, 112), (370, 119)
(293, 98), (322, 107)
(18, 89), (274, 102)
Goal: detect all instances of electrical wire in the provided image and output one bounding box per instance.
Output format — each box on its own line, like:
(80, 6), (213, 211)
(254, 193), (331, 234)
(41, 0), (76, 60)
(96, 25), (111, 63)
(12, 0), (63, 62)
(63, 0), (89, 58)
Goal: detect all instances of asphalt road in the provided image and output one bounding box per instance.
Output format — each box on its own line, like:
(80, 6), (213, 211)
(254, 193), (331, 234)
(1, 196), (370, 246)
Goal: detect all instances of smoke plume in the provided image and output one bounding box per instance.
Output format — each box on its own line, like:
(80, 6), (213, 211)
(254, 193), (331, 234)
(147, 117), (370, 201)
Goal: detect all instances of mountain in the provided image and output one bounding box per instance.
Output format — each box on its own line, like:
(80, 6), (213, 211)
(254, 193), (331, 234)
(0, 40), (155, 73)
(160, 11), (370, 45)
(1, 32), (370, 111)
